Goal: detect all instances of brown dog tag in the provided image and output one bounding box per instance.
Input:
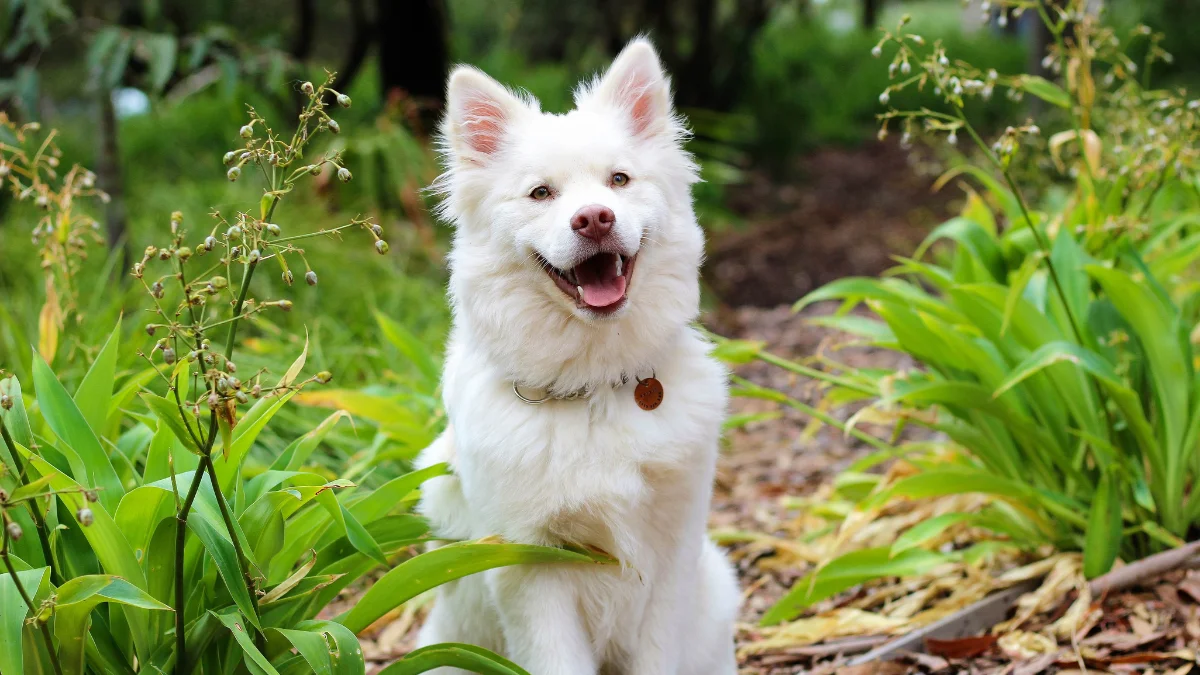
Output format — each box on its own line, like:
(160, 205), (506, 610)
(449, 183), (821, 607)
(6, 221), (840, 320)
(634, 377), (664, 411)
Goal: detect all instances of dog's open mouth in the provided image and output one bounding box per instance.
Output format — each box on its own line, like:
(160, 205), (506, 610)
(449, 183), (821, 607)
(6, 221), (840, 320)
(537, 251), (637, 314)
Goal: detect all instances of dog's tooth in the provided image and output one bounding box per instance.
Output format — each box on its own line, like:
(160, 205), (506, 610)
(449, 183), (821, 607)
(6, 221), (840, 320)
(615, 256), (623, 277)
(576, 285), (584, 299)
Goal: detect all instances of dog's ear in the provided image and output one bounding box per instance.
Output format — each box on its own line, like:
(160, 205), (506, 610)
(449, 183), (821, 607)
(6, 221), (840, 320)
(583, 37), (672, 138)
(444, 66), (527, 162)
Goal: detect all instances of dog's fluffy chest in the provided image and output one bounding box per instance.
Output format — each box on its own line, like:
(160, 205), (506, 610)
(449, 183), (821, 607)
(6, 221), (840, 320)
(440, 329), (726, 558)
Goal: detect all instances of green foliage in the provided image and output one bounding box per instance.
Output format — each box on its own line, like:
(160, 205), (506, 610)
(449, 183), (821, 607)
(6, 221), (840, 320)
(745, 3), (1026, 170)
(0, 77), (612, 675)
(715, 0), (1200, 627)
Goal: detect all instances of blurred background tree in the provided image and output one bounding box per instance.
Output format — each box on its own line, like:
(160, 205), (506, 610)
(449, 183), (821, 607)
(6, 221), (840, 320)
(0, 0), (1194, 365)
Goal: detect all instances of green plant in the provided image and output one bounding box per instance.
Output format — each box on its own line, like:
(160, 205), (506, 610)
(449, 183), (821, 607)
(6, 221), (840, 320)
(0, 73), (612, 675)
(717, 0), (1200, 627)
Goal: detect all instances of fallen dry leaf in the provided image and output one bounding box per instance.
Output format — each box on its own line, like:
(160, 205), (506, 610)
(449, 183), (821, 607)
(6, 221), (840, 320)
(925, 634), (998, 659)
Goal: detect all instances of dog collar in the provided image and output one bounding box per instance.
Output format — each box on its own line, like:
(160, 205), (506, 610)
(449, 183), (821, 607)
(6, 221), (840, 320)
(512, 372), (663, 410)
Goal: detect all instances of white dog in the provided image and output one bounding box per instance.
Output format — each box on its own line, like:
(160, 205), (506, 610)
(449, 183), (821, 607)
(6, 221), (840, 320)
(414, 37), (739, 675)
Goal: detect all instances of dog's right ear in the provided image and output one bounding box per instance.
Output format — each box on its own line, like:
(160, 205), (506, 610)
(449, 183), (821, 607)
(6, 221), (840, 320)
(444, 66), (526, 164)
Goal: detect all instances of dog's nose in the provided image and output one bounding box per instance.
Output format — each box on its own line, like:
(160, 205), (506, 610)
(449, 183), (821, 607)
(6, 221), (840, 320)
(571, 205), (615, 241)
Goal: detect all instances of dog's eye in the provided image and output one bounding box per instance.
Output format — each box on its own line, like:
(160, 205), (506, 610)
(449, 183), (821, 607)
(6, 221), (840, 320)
(530, 186), (551, 200)
(611, 172), (630, 187)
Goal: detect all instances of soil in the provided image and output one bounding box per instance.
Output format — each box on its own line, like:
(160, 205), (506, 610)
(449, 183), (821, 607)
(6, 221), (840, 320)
(704, 141), (955, 307)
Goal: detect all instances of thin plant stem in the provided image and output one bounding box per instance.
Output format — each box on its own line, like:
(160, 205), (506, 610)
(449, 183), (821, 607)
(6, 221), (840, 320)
(203, 458), (260, 618)
(954, 108), (1086, 344)
(1, 422), (60, 586)
(175, 198), (274, 669)
(2, 520), (65, 675)
(173, 457), (209, 675)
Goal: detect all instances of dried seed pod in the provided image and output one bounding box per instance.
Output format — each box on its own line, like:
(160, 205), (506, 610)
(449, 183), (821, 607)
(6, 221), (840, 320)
(151, 282), (165, 298)
(162, 348), (177, 365)
(84, 490), (98, 503)
(146, 324), (157, 336)
(0, 488), (8, 502)
(0, 394), (11, 410)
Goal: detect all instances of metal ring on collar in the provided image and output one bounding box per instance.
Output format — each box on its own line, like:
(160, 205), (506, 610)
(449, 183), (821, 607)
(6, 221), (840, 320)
(513, 383), (549, 405)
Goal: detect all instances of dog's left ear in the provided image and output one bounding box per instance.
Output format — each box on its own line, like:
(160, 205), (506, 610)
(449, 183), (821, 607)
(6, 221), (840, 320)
(583, 38), (673, 139)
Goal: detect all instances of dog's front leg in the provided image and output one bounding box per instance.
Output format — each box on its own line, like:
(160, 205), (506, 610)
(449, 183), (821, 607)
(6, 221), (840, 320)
(624, 548), (690, 675)
(488, 566), (598, 675)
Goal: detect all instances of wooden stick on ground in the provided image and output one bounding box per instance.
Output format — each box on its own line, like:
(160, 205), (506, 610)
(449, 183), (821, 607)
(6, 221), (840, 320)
(1088, 540), (1200, 597)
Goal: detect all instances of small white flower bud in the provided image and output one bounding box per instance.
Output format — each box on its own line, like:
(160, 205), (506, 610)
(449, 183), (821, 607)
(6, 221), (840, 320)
(375, 240), (390, 254)
(6, 522), (22, 541)
(240, 125), (254, 139)
(338, 167), (352, 182)
(77, 508), (94, 526)
(879, 91), (890, 105)
(337, 93), (352, 108)
(227, 166), (241, 181)
(283, 270), (294, 285)
(327, 119), (341, 134)
(224, 151), (236, 164)
(301, 81), (315, 95)
(948, 131), (958, 145)
(871, 45), (882, 58)
(305, 270), (318, 286)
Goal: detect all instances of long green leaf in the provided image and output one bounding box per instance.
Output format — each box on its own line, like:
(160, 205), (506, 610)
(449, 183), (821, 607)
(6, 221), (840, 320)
(761, 548), (949, 626)
(337, 541), (616, 633)
(376, 311), (440, 386)
(140, 393), (202, 455)
(73, 319), (120, 435)
(53, 575), (172, 675)
(377, 643), (531, 675)
(32, 354), (124, 512)
(0, 567), (49, 675)
(213, 609), (278, 675)
(1083, 472), (1122, 579)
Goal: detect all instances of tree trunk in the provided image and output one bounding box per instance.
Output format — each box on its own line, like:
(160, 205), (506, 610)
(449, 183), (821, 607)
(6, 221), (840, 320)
(97, 91), (128, 264)
(376, 0), (449, 135)
(336, 0), (372, 94)
(291, 0), (316, 61)
(862, 0), (881, 30)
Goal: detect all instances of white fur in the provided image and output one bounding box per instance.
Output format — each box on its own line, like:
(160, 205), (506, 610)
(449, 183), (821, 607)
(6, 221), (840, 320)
(415, 38), (739, 675)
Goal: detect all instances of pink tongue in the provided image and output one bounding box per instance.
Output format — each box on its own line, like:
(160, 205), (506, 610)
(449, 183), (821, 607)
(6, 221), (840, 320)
(574, 254), (626, 307)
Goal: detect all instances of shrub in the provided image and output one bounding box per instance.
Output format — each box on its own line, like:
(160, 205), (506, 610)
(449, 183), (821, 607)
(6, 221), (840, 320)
(715, 1), (1200, 626)
(0, 74), (611, 675)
